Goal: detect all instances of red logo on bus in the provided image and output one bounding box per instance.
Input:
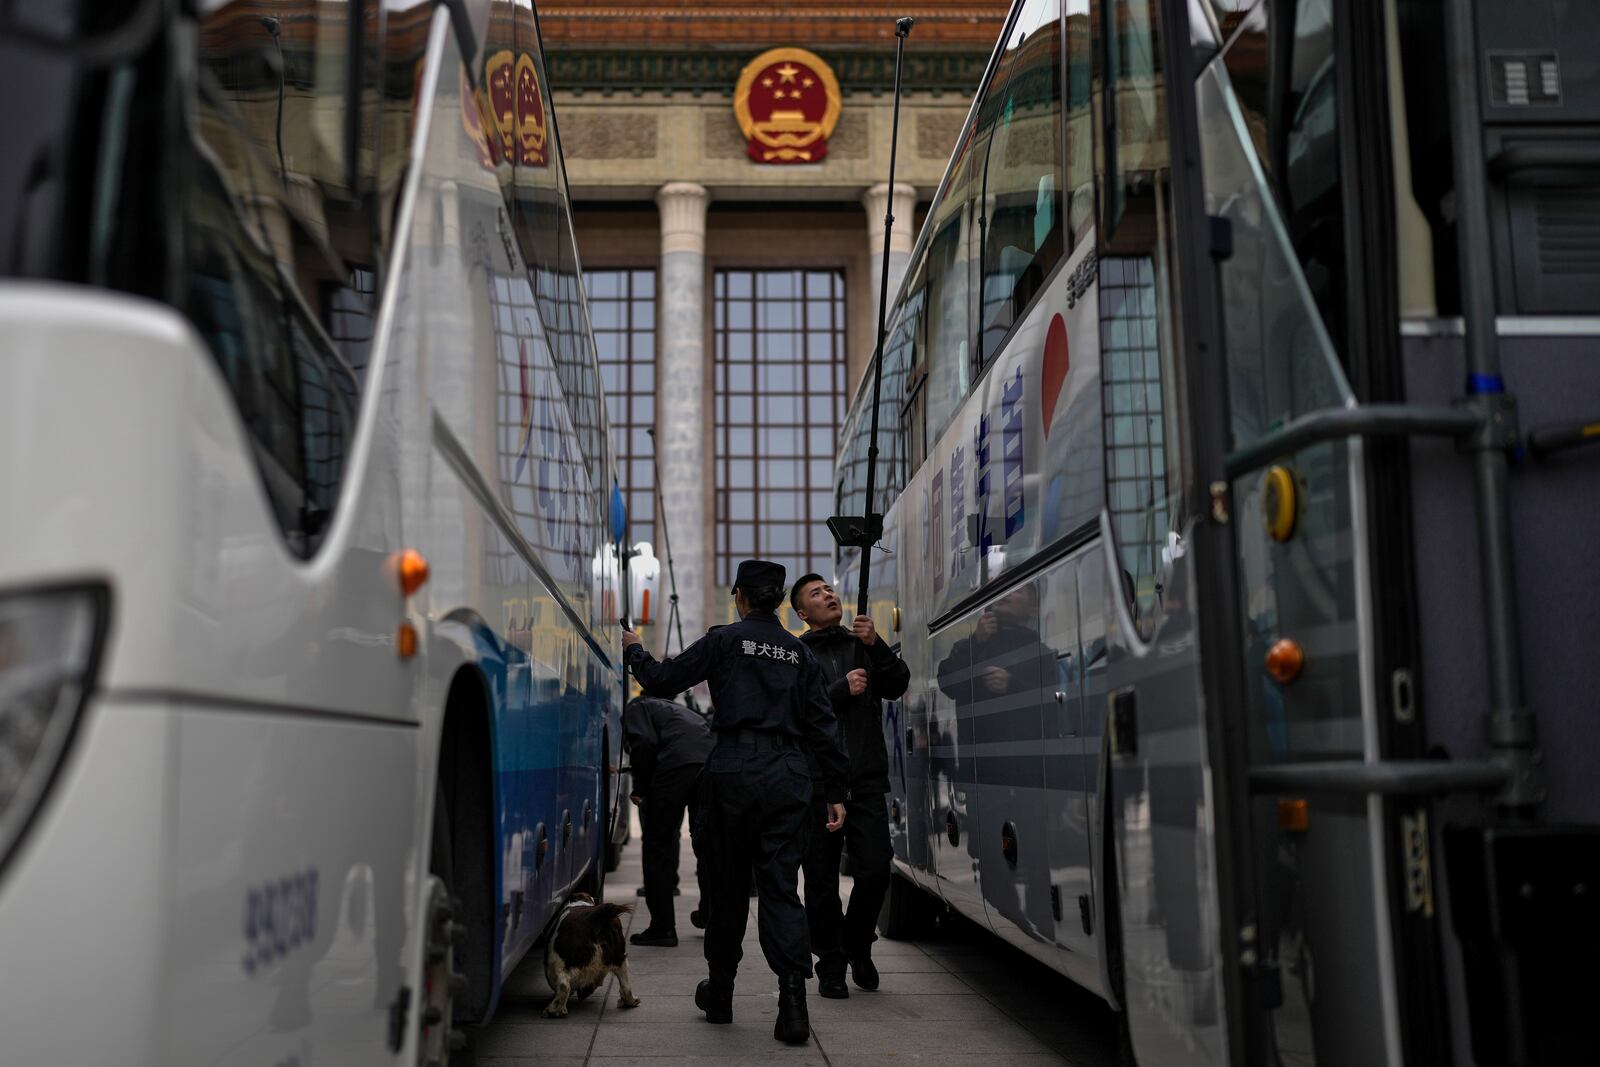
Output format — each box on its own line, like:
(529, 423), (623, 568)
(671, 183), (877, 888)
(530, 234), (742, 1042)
(1041, 313), (1070, 438)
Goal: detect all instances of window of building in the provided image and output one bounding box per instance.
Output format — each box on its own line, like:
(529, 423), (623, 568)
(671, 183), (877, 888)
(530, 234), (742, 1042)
(489, 271), (546, 523)
(322, 268), (377, 382)
(1098, 0), (1185, 638)
(713, 269), (847, 592)
(1100, 256), (1170, 613)
(587, 268), (658, 550)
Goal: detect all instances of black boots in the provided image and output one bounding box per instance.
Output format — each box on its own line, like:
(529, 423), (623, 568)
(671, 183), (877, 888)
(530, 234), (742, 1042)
(629, 928), (678, 947)
(699, 971), (810, 1042)
(695, 976), (733, 1024)
(817, 967), (849, 1000)
(849, 952), (880, 991)
(774, 973), (811, 1045)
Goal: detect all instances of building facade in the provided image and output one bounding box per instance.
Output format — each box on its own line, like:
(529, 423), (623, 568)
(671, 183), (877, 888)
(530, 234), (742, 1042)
(541, 0), (1010, 641)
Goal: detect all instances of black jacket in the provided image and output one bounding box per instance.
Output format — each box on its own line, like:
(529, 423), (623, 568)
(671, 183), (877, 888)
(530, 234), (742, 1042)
(799, 625), (911, 798)
(621, 697), (714, 797)
(624, 610), (849, 803)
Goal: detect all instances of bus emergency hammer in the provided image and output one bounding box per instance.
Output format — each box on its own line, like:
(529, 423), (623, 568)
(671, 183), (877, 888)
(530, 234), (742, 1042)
(828, 15), (913, 620)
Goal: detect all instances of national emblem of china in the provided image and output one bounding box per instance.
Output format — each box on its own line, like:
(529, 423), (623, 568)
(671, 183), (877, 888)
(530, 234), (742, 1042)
(475, 49), (549, 167)
(734, 47), (842, 164)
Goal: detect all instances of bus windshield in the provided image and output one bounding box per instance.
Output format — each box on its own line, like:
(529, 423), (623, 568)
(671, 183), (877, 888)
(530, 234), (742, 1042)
(0, 1), (168, 284)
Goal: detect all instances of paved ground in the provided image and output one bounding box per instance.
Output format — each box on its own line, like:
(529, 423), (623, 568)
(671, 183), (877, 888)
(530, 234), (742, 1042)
(477, 812), (1119, 1065)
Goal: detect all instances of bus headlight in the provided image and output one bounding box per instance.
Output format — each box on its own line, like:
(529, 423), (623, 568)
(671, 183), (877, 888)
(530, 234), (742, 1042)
(0, 587), (107, 874)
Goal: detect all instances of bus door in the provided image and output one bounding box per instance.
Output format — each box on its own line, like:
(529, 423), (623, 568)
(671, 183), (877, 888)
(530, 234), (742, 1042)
(969, 574), (1057, 961)
(1040, 558), (1096, 978)
(883, 497), (931, 883)
(1169, 1), (1411, 1062)
(929, 614), (986, 923)
(1088, 0), (1233, 1057)
(885, 664), (927, 880)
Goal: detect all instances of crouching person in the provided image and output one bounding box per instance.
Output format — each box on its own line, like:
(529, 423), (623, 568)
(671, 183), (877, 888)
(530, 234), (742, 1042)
(790, 574), (910, 997)
(623, 695), (714, 947)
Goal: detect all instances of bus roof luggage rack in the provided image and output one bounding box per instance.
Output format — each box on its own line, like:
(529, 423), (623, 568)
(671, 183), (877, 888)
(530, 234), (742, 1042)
(1223, 404), (1482, 480)
(1248, 759), (1509, 797)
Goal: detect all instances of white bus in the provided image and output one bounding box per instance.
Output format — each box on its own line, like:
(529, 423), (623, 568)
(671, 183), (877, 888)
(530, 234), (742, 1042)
(837, 0), (1600, 1063)
(0, 2), (625, 1064)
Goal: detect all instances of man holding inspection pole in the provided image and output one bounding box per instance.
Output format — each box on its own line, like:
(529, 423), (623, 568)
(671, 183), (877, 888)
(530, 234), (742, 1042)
(790, 574), (910, 998)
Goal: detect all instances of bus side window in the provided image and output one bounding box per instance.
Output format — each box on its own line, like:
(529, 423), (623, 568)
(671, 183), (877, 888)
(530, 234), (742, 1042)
(970, 0), (1067, 366)
(875, 297), (918, 512)
(922, 212), (971, 442)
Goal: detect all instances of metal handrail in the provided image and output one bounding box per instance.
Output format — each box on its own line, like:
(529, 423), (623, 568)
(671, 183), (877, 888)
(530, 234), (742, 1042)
(1224, 404), (1480, 480)
(1248, 759), (1509, 797)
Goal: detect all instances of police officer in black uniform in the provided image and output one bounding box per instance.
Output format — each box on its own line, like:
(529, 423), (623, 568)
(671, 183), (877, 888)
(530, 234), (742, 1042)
(621, 559), (848, 1046)
(622, 695), (714, 947)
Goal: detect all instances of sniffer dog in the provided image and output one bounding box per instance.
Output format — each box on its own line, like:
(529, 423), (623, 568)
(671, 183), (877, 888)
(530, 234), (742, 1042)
(543, 894), (641, 1016)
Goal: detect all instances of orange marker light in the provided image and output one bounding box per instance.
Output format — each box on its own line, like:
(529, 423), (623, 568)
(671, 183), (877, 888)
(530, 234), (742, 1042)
(389, 549), (430, 596)
(397, 621), (419, 659)
(640, 588), (651, 625)
(1265, 637), (1305, 685)
(1277, 798), (1309, 833)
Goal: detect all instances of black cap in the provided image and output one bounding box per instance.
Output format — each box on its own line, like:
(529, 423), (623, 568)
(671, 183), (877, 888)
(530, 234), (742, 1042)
(733, 558), (786, 591)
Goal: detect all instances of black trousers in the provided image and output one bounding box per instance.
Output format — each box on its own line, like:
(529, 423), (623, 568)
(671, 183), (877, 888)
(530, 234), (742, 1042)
(700, 738), (814, 981)
(802, 791), (891, 976)
(640, 761), (705, 932)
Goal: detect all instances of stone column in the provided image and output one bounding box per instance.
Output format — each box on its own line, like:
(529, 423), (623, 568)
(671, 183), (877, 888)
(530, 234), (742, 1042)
(862, 181), (917, 341)
(655, 181), (710, 649)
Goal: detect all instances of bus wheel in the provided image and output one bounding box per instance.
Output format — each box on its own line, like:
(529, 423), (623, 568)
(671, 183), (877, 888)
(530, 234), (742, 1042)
(423, 778), (473, 1067)
(878, 871), (935, 940)
(418, 875), (470, 1065)
(603, 759), (624, 874)
(575, 769), (609, 899)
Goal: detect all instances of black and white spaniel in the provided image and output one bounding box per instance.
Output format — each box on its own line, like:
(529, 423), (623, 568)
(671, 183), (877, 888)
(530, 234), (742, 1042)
(543, 894), (641, 1016)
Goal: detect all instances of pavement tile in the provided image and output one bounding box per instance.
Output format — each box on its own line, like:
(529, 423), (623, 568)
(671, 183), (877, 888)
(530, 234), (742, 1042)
(805, 992), (1004, 1022)
(613, 950), (723, 974)
(853, 954), (949, 973)
(846, 938), (928, 955)
(825, 1056), (1069, 1066)
(581, 993), (781, 1024)
(478, 821), (1115, 1065)
(579, 1021), (827, 1057)
(622, 972), (723, 995)
(1011, 1018), (1120, 1065)
(811, 1019), (1058, 1057)
(586, 1059), (827, 1066)
(475, 1020), (597, 1057)
(823, 970), (974, 995)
